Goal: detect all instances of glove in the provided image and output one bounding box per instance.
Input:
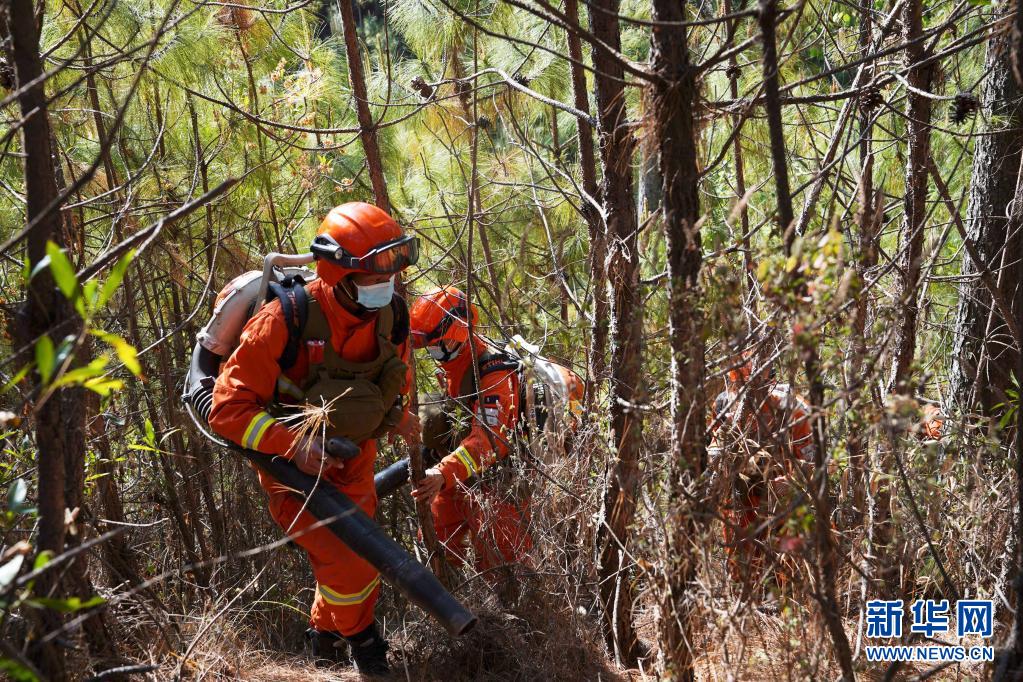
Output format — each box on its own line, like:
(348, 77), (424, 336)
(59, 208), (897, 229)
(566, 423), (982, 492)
(289, 436), (344, 476)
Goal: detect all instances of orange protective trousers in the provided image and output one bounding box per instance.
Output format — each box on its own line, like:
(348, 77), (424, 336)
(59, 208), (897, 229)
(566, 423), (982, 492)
(431, 483), (532, 575)
(264, 446), (380, 637)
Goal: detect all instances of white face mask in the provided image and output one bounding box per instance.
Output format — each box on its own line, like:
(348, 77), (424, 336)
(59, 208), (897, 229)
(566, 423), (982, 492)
(426, 340), (462, 362)
(354, 276), (395, 309)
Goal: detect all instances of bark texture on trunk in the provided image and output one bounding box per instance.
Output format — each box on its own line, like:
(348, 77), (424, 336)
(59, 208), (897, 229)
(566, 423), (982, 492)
(649, 0), (704, 676)
(992, 139), (1023, 682)
(7, 0), (86, 677)
(566, 0), (607, 410)
(846, 0), (877, 531)
(588, 0), (644, 664)
(890, 0), (933, 392)
(951, 26), (1023, 415)
(1013, 0), (1023, 88)
(338, 0), (390, 213)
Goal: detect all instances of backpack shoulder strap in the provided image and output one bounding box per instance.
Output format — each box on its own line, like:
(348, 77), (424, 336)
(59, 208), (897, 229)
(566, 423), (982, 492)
(478, 350), (520, 377)
(389, 295), (410, 346)
(266, 275), (308, 371)
(456, 349), (521, 400)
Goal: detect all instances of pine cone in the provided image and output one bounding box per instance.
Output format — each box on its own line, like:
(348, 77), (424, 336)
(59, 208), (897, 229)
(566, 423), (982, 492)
(859, 85), (883, 112)
(411, 76), (434, 99)
(477, 115), (492, 130)
(0, 57), (13, 91)
(950, 92), (980, 125)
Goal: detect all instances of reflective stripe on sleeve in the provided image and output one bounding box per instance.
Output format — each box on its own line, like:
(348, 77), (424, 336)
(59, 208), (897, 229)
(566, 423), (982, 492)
(276, 375), (305, 400)
(318, 576), (381, 606)
(451, 445), (478, 477)
(242, 411), (276, 450)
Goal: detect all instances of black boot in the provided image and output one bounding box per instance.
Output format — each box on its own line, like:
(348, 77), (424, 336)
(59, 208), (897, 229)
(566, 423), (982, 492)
(305, 628), (350, 667)
(344, 623), (390, 676)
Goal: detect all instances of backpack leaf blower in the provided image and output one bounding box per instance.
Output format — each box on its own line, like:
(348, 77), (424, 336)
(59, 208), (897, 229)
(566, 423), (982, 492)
(182, 252), (476, 637)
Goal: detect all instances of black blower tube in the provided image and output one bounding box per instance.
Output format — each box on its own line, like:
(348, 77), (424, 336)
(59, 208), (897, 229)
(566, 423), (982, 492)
(374, 458), (411, 499)
(235, 448), (476, 636)
(185, 344), (476, 636)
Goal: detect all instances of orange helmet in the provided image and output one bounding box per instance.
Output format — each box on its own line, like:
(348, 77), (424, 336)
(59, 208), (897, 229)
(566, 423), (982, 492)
(409, 285), (479, 349)
(725, 349), (776, 385)
(310, 202), (419, 287)
(726, 361), (751, 385)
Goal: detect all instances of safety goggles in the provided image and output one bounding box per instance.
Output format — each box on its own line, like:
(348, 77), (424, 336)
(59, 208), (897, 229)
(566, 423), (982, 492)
(311, 233), (420, 274)
(410, 303), (470, 348)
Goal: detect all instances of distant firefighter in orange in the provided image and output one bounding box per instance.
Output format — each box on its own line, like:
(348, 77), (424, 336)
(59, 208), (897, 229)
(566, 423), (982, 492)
(408, 285), (583, 585)
(709, 356), (816, 587)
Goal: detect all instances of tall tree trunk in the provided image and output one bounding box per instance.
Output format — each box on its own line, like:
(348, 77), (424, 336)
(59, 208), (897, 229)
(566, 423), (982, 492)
(876, 0), (934, 599)
(758, 1), (855, 678)
(1014, 0), (1023, 88)
(90, 406), (142, 588)
(649, 1), (704, 677)
(588, 0), (644, 665)
(337, 0), (453, 587)
(723, 0), (756, 316)
(338, 0), (390, 213)
(992, 151), (1023, 682)
(890, 0), (933, 392)
(7, 0), (82, 677)
(846, 0), (877, 531)
(565, 0), (607, 410)
(950, 23), (1023, 416)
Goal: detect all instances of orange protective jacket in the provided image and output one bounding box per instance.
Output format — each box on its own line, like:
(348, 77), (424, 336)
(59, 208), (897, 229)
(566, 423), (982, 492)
(209, 277), (413, 483)
(434, 338), (521, 490)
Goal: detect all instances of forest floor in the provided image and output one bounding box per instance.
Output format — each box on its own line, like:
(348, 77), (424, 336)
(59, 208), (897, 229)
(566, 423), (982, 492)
(153, 602), (987, 681)
(158, 601), (632, 681)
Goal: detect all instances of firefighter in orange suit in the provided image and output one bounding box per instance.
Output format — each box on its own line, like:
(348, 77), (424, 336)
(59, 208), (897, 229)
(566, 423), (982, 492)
(408, 286), (536, 580)
(710, 359), (815, 587)
(209, 202), (420, 674)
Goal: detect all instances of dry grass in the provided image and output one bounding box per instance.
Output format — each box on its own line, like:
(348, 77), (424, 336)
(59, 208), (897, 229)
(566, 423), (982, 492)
(26, 404), (1008, 681)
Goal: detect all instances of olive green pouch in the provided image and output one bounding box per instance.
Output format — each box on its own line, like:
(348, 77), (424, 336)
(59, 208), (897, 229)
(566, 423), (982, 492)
(376, 355), (408, 408)
(305, 377), (387, 444)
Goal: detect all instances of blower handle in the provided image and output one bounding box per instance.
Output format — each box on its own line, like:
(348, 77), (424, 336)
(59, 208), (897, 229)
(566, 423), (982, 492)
(254, 252), (316, 306)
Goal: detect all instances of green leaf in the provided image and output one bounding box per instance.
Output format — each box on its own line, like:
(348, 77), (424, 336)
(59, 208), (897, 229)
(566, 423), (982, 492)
(52, 356), (109, 389)
(82, 376), (124, 396)
(34, 337), (54, 385)
(44, 241), (78, 301)
(144, 419), (156, 448)
(82, 280), (99, 312)
(0, 656), (41, 682)
(7, 478), (26, 509)
(33, 551), (52, 571)
(96, 249), (135, 309)
(0, 365), (30, 395)
(91, 331), (141, 376)
(28, 255), (51, 282)
(53, 335), (76, 373)
(0, 553), (24, 590)
(28, 595), (106, 613)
